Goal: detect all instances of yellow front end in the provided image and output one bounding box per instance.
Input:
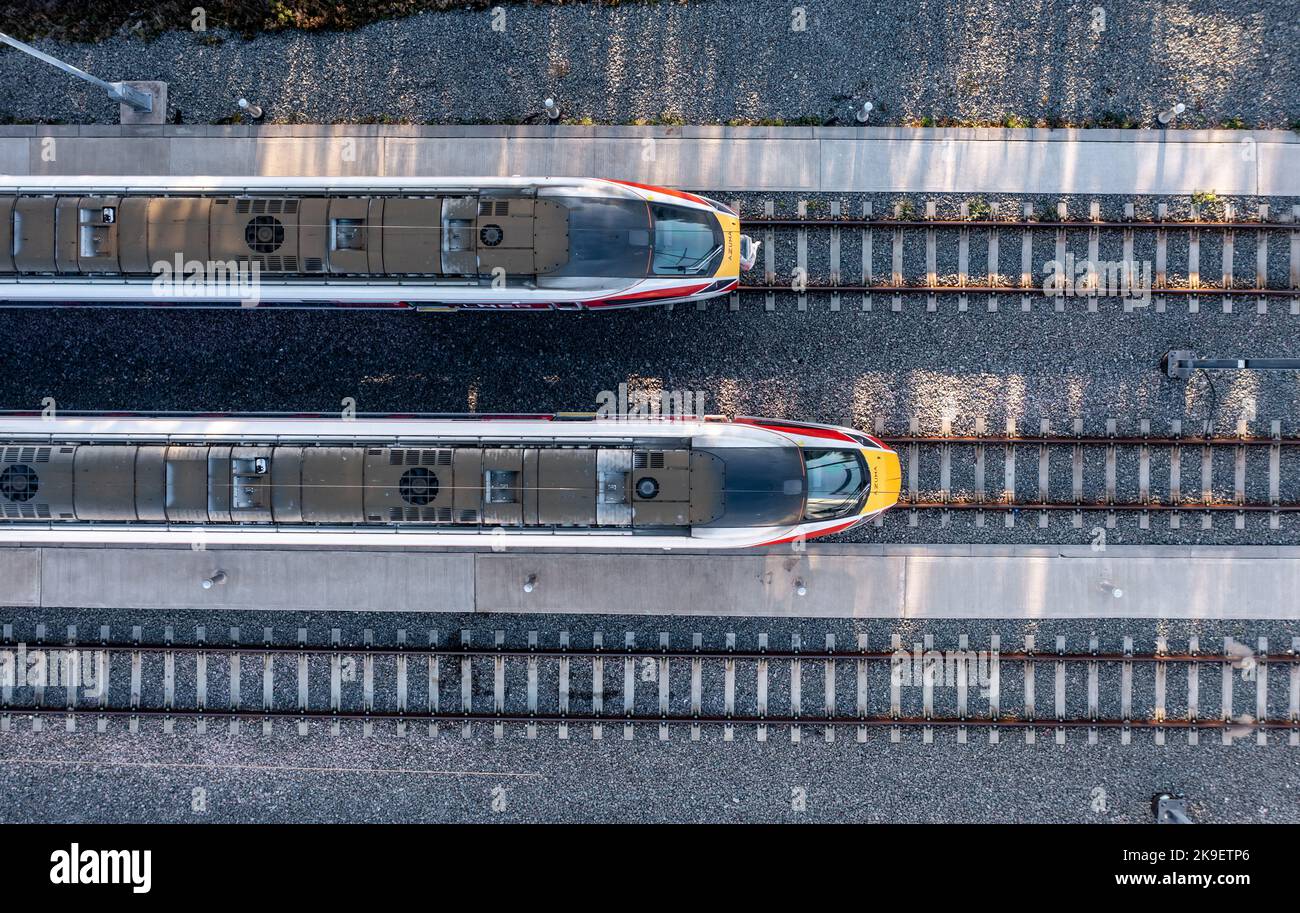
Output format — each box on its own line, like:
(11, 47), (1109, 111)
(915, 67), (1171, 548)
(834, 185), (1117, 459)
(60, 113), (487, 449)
(860, 447), (903, 517)
(715, 211), (742, 279)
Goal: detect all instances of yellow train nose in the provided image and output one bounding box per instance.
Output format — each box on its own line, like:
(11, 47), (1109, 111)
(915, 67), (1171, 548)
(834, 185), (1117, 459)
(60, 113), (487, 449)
(715, 212), (742, 278)
(860, 447), (902, 516)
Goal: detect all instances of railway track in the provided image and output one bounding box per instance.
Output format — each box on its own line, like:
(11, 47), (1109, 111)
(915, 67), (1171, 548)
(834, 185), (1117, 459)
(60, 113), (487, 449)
(2, 625), (1297, 745)
(880, 423), (1296, 529)
(733, 200), (1300, 312)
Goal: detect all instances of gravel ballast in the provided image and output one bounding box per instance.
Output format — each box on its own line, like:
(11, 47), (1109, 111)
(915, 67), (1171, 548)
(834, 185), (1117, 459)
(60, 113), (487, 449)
(0, 1), (1295, 128)
(0, 607), (1297, 823)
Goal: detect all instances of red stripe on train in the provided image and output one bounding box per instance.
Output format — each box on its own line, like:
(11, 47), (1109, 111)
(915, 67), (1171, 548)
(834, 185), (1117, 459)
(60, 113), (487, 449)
(758, 519), (859, 548)
(604, 180), (709, 207)
(735, 419), (856, 443)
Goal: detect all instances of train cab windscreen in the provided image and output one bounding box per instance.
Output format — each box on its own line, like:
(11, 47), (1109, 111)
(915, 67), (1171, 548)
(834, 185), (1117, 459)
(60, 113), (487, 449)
(801, 449), (870, 521)
(650, 203), (724, 276)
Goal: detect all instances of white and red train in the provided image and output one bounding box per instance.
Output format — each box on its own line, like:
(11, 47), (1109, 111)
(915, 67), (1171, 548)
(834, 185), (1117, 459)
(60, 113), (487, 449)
(0, 412), (901, 550)
(0, 176), (758, 310)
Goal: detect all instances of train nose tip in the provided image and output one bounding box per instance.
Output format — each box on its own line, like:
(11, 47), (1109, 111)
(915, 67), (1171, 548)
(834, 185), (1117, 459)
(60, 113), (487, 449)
(739, 235), (759, 272)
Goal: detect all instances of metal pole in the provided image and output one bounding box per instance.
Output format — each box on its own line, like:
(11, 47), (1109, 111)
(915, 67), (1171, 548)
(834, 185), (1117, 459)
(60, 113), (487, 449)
(1153, 793), (1191, 823)
(1163, 349), (1300, 380)
(0, 30), (152, 113)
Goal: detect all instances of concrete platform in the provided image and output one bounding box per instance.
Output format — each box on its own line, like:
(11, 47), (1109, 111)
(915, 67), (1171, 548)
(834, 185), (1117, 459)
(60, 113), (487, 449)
(1, 125), (1296, 196)
(2, 544), (1297, 619)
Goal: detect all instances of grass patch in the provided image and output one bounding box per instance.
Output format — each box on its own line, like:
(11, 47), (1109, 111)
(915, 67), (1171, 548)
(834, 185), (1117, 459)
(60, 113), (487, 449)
(964, 197), (991, 220)
(1093, 110), (1139, 129)
(1, 1), (679, 43)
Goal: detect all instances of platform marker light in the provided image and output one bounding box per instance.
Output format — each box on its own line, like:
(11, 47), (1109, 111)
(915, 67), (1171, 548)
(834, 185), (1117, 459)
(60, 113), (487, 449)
(543, 97), (561, 122)
(1156, 102), (1185, 126)
(201, 570), (228, 590)
(1097, 579), (1124, 599)
(237, 97), (264, 120)
(854, 101), (874, 124)
(795, 579), (808, 597)
(523, 574), (538, 594)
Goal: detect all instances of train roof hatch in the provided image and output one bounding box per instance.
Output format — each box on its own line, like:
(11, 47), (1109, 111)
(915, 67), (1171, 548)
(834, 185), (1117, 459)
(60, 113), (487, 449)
(473, 196), (570, 276)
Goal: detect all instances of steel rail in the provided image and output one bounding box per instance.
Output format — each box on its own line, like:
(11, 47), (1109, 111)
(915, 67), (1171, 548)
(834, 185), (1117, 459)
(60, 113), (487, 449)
(0, 641), (1272, 663)
(907, 502), (1295, 512)
(1, 705), (1295, 731)
(738, 284), (1300, 297)
(883, 434), (1294, 446)
(741, 218), (1300, 231)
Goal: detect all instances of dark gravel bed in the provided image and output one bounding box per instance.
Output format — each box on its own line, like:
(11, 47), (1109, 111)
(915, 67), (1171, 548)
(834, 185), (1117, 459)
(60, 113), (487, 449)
(1, 607), (1297, 823)
(0, 1), (1296, 128)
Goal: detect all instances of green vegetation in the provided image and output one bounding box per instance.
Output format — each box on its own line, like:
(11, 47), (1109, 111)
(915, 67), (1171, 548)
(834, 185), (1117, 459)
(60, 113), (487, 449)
(726, 115), (823, 127)
(1219, 116), (1248, 129)
(1094, 110), (1139, 129)
(965, 197), (991, 220)
(1191, 190), (1218, 207)
(0, 1), (677, 42)
(0, 112), (67, 125)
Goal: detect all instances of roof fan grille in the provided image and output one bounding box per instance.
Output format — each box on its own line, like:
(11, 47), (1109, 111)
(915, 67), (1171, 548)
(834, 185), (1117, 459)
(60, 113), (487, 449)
(0, 464), (39, 502)
(399, 467), (439, 506)
(245, 215), (285, 253)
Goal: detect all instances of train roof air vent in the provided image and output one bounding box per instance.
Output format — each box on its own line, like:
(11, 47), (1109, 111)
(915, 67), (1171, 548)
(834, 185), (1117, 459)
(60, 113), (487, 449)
(245, 215), (285, 254)
(634, 451), (666, 469)
(479, 224), (504, 247)
(399, 467), (439, 506)
(0, 464), (39, 503)
(2, 446), (48, 463)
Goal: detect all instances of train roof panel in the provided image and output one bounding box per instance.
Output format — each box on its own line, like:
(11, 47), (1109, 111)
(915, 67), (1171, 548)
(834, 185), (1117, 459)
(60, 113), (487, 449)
(545, 195), (651, 278)
(0, 189), (576, 280)
(0, 439), (737, 532)
(698, 445), (805, 528)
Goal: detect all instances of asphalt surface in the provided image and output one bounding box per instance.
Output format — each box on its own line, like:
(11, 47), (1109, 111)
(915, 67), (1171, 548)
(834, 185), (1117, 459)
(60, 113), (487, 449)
(1, 608), (1297, 822)
(0, 1), (1296, 128)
